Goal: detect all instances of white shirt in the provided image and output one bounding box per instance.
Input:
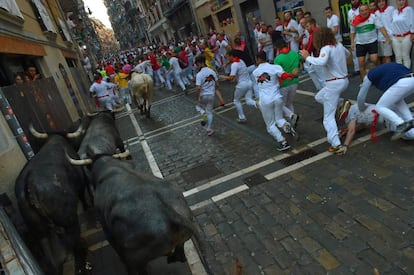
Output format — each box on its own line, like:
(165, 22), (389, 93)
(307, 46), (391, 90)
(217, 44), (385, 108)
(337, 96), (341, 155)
(196, 67), (217, 96)
(346, 104), (381, 125)
(327, 14), (342, 42)
(375, 6), (395, 40)
(350, 13), (383, 45)
(89, 81), (115, 98)
(230, 59), (250, 84)
(169, 57), (182, 73)
(252, 62), (284, 104)
(348, 7), (359, 26)
(305, 43), (349, 80)
(391, 5), (414, 35)
(284, 19), (299, 51)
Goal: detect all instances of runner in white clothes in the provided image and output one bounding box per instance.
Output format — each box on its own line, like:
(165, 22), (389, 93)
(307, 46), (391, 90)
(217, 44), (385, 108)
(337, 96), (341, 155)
(300, 27), (350, 155)
(347, 0), (361, 75)
(220, 50), (257, 123)
(195, 55), (218, 136)
(89, 74), (120, 111)
(252, 51), (298, 152)
(336, 100), (414, 155)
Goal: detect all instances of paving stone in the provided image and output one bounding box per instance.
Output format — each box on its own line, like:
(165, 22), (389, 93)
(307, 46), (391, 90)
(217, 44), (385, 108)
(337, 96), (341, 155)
(251, 250), (275, 269)
(313, 248), (340, 271)
(216, 222), (234, 239)
(269, 225), (289, 241)
(299, 237), (322, 253)
(355, 214), (382, 231)
(367, 237), (402, 263)
(331, 248), (362, 269)
(242, 233), (264, 253)
(274, 249), (293, 270)
(287, 224), (307, 240)
(306, 193), (323, 203)
(342, 235), (369, 253)
(357, 248), (392, 273)
(325, 221), (351, 240)
(280, 236), (302, 254)
(367, 197), (396, 211)
(262, 264), (286, 275)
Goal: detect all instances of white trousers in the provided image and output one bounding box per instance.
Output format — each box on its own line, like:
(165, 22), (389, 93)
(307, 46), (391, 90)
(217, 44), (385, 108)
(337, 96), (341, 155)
(392, 35), (412, 69)
(376, 77), (414, 127)
(315, 78), (349, 147)
(259, 95), (287, 142)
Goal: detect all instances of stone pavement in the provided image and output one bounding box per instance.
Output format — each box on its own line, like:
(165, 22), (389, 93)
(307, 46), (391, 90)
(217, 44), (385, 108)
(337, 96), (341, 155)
(101, 73), (414, 275)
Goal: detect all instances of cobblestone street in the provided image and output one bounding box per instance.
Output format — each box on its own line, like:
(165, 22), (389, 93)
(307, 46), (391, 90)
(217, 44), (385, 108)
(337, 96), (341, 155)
(85, 73), (414, 275)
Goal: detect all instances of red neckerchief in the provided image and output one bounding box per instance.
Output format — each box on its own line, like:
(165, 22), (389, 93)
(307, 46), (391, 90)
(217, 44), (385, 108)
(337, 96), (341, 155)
(398, 3), (408, 14)
(378, 5), (388, 13)
(96, 76), (102, 84)
(278, 72), (297, 86)
(371, 109), (379, 142)
(279, 47), (290, 54)
(352, 14), (370, 26)
(231, 57), (240, 62)
(370, 10), (376, 14)
(284, 19), (291, 27)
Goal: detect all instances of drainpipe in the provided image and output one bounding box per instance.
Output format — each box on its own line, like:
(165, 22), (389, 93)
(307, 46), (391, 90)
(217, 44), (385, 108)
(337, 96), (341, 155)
(0, 88), (35, 160)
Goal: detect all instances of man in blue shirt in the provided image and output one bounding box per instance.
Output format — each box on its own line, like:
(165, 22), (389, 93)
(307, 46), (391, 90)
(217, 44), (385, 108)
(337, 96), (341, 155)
(357, 62), (414, 140)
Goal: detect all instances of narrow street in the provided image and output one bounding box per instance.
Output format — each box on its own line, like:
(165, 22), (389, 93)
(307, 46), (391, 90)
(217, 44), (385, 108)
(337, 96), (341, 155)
(80, 74), (414, 275)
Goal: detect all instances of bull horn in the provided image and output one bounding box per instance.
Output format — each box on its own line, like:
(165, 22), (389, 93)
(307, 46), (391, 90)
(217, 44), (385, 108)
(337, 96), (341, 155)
(112, 149), (130, 159)
(65, 151), (93, 166)
(66, 123), (83, 138)
(86, 112), (99, 117)
(29, 124), (48, 139)
(112, 105), (125, 113)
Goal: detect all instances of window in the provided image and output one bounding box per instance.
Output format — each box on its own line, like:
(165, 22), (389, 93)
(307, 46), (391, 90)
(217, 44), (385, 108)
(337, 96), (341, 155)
(31, 0), (56, 33)
(58, 18), (72, 42)
(0, 0), (23, 19)
(216, 8), (233, 27)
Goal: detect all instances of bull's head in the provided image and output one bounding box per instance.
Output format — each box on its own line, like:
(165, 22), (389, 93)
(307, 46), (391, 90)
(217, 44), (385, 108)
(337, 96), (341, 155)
(66, 149), (130, 166)
(29, 123), (85, 139)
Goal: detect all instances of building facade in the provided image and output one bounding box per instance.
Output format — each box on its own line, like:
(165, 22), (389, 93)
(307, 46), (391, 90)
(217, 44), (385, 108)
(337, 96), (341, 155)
(0, 0), (92, 196)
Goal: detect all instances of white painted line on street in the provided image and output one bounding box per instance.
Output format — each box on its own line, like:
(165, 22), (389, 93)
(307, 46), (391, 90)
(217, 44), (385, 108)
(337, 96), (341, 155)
(189, 129), (389, 210)
(183, 137), (327, 198)
(211, 185), (249, 202)
(127, 111), (207, 275)
(128, 112), (163, 178)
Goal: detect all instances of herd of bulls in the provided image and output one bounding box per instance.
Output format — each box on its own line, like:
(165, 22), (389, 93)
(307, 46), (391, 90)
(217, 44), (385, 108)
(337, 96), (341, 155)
(14, 111), (197, 275)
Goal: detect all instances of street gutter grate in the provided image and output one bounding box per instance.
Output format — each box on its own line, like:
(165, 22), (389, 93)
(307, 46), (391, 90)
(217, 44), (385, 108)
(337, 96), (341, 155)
(181, 162), (222, 183)
(278, 149), (318, 166)
(244, 173), (268, 188)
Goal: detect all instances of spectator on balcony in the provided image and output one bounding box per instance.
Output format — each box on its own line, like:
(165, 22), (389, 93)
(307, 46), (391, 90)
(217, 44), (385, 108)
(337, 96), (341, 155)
(25, 65), (41, 82)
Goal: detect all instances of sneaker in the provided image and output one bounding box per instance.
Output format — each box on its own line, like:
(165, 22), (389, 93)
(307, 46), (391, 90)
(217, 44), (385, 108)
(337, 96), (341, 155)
(200, 114), (207, 126)
(276, 140), (291, 151)
(328, 145), (345, 153)
(236, 118), (247, 123)
(335, 145), (348, 155)
(337, 100), (352, 122)
(289, 125), (299, 140)
(282, 123), (291, 134)
(391, 119), (414, 141)
(207, 129), (215, 136)
(290, 114), (299, 128)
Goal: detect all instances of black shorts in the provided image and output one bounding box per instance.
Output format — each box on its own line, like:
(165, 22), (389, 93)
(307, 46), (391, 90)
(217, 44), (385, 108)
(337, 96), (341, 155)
(356, 41), (378, 57)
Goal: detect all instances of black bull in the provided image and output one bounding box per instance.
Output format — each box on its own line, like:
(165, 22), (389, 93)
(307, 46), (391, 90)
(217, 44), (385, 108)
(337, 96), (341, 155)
(15, 134), (89, 275)
(91, 156), (195, 275)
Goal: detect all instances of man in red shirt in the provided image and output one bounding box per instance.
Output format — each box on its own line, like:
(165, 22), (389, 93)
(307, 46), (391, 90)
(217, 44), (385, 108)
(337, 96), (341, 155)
(148, 50), (165, 87)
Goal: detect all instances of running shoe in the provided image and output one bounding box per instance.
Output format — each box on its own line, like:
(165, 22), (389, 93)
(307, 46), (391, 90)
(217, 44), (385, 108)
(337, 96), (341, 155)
(290, 114), (299, 128)
(391, 119), (414, 141)
(328, 145), (346, 154)
(207, 129), (215, 136)
(276, 140), (291, 151)
(236, 118), (247, 123)
(200, 114), (207, 126)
